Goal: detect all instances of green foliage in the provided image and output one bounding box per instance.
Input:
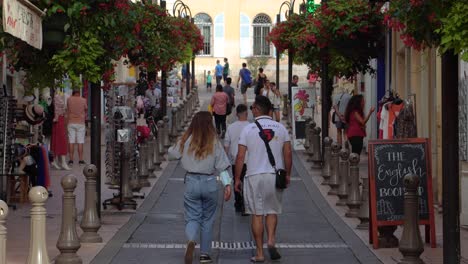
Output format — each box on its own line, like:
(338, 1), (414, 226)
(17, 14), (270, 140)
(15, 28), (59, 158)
(245, 56), (270, 78)
(436, 2), (468, 61)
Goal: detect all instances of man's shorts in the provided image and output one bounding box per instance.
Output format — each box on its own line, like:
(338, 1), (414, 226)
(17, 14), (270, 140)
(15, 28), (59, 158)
(241, 83), (250, 94)
(335, 121), (347, 129)
(243, 173), (283, 215)
(68, 124), (86, 144)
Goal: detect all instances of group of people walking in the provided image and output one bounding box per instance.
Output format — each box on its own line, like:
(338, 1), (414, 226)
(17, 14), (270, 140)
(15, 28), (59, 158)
(169, 95), (292, 264)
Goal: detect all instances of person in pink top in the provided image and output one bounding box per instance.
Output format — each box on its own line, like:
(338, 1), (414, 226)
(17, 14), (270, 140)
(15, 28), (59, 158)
(66, 89), (88, 165)
(210, 84), (229, 138)
(344, 94), (375, 155)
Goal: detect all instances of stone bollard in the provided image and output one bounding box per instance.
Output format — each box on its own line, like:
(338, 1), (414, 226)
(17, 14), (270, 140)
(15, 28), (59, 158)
(311, 127), (322, 169)
(157, 120), (166, 156)
(56, 175), (82, 264)
(307, 121), (317, 162)
(185, 97), (191, 126)
(327, 143), (341, 195)
(336, 149), (350, 206)
(27, 186), (50, 264)
(321, 137), (332, 185)
(121, 148), (133, 200)
(147, 139), (155, 176)
(138, 143), (151, 187)
(282, 94), (288, 120)
(195, 88), (200, 107)
(398, 174), (424, 264)
(357, 177), (370, 230)
(152, 138), (162, 173)
(170, 108), (178, 143)
(0, 200), (8, 264)
(345, 153), (361, 218)
(163, 116), (172, 151)
(80, 165), (103, 243)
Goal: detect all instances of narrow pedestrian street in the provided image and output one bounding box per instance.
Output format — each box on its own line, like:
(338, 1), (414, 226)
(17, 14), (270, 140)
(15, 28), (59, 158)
(91, 88), (380, 264)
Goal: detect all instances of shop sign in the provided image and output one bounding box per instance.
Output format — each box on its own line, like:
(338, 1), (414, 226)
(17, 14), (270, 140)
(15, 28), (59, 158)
(291, 86), (316, 150)
(2, 0), (43, 49)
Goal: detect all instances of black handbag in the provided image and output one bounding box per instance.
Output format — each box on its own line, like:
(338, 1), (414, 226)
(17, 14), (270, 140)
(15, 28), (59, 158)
(254, 121), (288, 189)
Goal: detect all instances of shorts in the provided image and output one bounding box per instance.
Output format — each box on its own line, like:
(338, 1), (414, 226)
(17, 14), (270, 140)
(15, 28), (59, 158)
(207, 83), (212, 88)
(243, 173), (283, 215)
(68, 123), (86, 144)
(335, 121), (347, 129)
(241, 83), (250, 94)
(273, 107), (280, 112)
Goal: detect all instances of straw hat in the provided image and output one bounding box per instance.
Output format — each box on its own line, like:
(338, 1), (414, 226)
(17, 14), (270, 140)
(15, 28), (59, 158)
(24, 104), (45, 125)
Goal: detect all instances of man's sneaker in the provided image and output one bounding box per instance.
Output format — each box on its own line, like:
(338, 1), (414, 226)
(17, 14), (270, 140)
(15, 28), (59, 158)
(68, 160), (73, 165)
(184, 241), (196, 264)
(79, 160), (86, 165)
(199, 254), (213, 263)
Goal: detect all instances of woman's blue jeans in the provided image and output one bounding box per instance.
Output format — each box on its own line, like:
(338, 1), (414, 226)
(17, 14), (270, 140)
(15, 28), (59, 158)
(184, 174), (219, 254)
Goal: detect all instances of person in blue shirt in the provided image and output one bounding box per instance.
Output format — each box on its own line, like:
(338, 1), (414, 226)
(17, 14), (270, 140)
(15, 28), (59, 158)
(215, 60), (223, 86)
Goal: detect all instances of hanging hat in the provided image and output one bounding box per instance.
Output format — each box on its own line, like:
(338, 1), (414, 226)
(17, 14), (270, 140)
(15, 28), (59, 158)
(24, 104), (45, 125)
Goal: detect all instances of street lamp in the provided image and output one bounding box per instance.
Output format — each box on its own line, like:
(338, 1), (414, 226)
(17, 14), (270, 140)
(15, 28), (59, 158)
(173, 0), (193, 97)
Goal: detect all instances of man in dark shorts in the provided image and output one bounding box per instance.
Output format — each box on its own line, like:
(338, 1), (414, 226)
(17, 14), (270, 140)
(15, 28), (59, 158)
(236, 63), (252, 105)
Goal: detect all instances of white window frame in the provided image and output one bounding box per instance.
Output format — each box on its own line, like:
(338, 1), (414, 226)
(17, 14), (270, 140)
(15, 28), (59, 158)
(252, 14), (272, 57)
(194, 13), (213, 57)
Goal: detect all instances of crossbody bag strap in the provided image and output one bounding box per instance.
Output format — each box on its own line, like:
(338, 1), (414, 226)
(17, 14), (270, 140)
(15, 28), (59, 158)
(254, 120), (277, 170)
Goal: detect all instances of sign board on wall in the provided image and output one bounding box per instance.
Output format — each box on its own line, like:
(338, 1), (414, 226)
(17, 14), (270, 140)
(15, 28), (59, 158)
(291, 86), (315, 150)
(367, 138), (436, 249)
(2, 0), (43, 49)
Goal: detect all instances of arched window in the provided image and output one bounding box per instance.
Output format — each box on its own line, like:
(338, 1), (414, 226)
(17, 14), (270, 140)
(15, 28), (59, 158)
(194, 13), (213, 56)
(252, 14), (272, 56)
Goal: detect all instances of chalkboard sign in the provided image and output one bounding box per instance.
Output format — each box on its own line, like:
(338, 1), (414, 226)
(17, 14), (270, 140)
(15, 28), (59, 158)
(367, 138), (436, 249)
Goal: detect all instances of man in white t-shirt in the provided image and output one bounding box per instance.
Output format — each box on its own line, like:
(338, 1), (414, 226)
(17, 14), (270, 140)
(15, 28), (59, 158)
(224, 104), (249, 215)
(235, 96), (292, 262)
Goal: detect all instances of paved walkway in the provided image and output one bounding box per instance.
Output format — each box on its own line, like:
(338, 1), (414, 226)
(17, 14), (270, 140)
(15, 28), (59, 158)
(91, 86), (380, 264)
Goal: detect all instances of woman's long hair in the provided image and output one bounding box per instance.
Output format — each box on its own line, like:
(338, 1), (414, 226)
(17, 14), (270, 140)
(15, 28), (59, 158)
(178, 111), (217, 160)
(344, 94), (364, 123)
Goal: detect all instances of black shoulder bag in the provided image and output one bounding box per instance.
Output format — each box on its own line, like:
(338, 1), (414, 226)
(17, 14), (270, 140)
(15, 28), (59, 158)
(254, 121), (288, 189)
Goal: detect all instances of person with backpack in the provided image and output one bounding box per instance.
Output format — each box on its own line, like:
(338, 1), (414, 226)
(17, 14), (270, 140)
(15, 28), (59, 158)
(236, 63), (252, 105)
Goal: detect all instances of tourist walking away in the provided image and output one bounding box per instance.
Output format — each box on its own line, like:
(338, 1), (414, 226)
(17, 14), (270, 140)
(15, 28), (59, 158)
(168, 111), (232, 264)
(255, 67), (267, 96)
(332, 89), (352, 146)
(206, 70), (212, 92)
(215, 59), (223, 86)
(224, 104), (249, 215)
(269, 82), (282, 122)
(344, 94), (375, 155)
(223, 77), (235, 116)
(210, 84), (230, 138)
(223, 58), (230, 82)
(235, 96), (292, 262)
(237, 62), (252, 105)
(66, 89), (87, 165)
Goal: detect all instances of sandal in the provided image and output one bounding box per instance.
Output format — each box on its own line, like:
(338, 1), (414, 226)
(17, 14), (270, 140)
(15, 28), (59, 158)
(250, 256), (265, 263)
(268, 246), (282, 261)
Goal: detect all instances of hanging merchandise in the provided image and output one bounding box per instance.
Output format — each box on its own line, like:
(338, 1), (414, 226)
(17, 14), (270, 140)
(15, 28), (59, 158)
(394, 99), (417, 139)
(24, 104), (46, 125)
(459, 74), (468, 161)
(377, 92), (405, 139)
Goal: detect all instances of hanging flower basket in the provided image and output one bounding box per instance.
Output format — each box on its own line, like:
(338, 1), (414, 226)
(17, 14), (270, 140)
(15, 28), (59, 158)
(42, 13), (68, 47)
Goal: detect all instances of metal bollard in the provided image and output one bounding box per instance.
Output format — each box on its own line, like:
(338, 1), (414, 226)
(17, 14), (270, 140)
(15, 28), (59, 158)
(147, 139), (155, 176)
(357, 177), (370, 229)
(138, 144), (151, 187)
(398, 173), (424, 264)
(163, 116), (172, 151)
(321, 137), (332, 185)
(311, 127), (322, 168)
(0, 200), (8, 264)
(80, 165), (103, 243)
(178, 104), (185, 134)
(336, 149), (350, 206)
(307, 121), (317, 162)
(170, 108), (178, 143)
(327, 142), (341, 195)
(56, 175), (82, 264)
(345, 153), (361, 218)
(157, 120), (165, 156)
(27, 186), (50, 264)
(184, 97), (191, 126)
(152, 138), (162, 172)
(121, 149), (133, 200)
(303, 117), (311, 159)
(282, 94), (288, 120)
(195, 88), (200, 107)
